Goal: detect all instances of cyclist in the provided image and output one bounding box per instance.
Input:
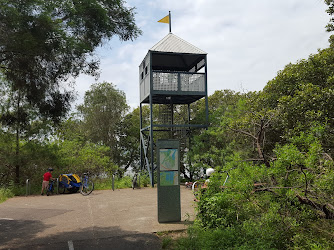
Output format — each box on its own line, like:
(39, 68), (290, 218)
(194, 167), (215, 201)
(203, 167), (215, 188)
(41, 168), (55, 195)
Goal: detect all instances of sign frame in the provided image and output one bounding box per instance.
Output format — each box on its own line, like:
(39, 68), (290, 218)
(157, 139), (181, 223)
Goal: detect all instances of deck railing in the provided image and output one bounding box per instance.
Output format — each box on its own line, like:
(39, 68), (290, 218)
(152, 72), (205, 92)
(140, 71), (205, 101)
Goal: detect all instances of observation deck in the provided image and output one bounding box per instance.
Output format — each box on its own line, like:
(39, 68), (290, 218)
(139, 33), (207, 105)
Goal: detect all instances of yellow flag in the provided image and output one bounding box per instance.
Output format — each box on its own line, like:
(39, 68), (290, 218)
(158, 15), (169, 24)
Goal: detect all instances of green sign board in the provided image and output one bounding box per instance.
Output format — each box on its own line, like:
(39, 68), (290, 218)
(157, 140), (181, 223)
(160, 148), (178, 171)
(160, 171), (179, 186)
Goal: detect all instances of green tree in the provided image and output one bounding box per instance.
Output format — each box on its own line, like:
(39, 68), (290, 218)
(190, 127), (334, 249)
(118, 107), (146, 174)
(0, 78), (68, 183)
(0, 0), (141, 182)
(56, 139), (114, 175)
(54, 115), (116, 175)
(0, 0), (141, 108)
(261, 48), (334, 152)
(177, 4), (334, 248)
(188, 90), (258, 179)
(325, 0), (334, 32)
(78, 82), (129, 175)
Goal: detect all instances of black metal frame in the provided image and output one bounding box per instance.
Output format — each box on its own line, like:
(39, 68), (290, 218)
(140, 50), (208, 187)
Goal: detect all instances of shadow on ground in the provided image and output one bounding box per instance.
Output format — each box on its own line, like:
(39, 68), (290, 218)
(0, 219), (161, 250)
(0, 219), (52, 247)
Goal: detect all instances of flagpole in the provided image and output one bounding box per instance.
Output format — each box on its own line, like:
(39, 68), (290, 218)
(169, 11), (171, 33)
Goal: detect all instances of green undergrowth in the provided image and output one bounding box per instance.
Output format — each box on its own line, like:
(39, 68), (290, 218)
(0, 180), (41, 203)
(172, 168), (334, 249)
(173, 220), (334, 250)
(0, 175), (152, 203)
(94, 175), (151, 190)
(0, 187), (14, 203)
(174, 131), (334, 249)
(156, 230), (188, 250)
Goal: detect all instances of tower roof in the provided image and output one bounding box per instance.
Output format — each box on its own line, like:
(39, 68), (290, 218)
(150, 33), (207, 54)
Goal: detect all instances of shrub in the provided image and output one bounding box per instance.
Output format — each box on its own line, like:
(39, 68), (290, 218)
(185, 140), (334, 249)
(0, 187), (14, 203)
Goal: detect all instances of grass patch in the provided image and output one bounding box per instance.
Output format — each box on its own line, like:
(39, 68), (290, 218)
(0, 187), (14, 204)
(162, 237), (173, 249)
(93, 176), (132, 190)
(94, 175), (152, 190)
(156, 230), (188, 250)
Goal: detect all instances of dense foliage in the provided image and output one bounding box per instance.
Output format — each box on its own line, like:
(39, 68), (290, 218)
(0, 0), (141, 183)
(1, 1), (334, 249)
(174, 3), (334, 247)
(77, 82), (130, 175)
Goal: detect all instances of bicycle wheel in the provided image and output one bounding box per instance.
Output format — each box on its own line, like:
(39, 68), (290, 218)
(80, 180), (94, 195)
(70, 187), (79, 193)
(58, 183), (66, 194)
(46, 184), (52, 196)
(192, 181), (199, 193)
(192, 181), (202, 200)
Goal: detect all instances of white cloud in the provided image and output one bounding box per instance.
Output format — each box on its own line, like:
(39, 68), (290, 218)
(74, 0), (331, 109)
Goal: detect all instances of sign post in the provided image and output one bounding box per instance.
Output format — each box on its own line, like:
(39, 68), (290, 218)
(157, 139), (181, 223)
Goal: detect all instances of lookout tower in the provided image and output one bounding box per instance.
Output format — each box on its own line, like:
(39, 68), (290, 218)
(139, 33), (208, 186)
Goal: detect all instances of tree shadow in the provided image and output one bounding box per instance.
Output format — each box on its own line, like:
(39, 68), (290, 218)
(0, 219), (52, 247)
(1, 220), (162, 250)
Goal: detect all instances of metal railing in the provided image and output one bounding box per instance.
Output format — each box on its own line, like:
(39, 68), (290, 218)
(112, 174), (115, 191)
(25, 178), (59, 196)
(26, 179), (31, 196)
(153, 71), (205, 92)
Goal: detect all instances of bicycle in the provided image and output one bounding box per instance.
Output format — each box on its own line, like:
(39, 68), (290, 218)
(185, 181), (195, 188)
(80, 173), (94, 196)
(192, 167), (236, 202)
(58, 174), (81, 194)
(46, 180), (55, 196)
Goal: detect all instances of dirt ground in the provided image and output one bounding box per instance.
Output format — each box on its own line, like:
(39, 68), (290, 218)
(0, 186), (195, 249)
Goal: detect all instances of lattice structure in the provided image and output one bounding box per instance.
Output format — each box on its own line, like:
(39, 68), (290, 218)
(171, 128), (189, 149)
(139, 33), (208, 186)
(151, 72), (205, 92)
(180, 74), (205, 92)
(158, 104), (173, 125)
(153, 73), (178, 91)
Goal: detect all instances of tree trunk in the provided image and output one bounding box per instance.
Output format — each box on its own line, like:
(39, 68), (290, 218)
(255, 139), (270, 168)
(297, 194), (334, 219)
(256, 121), (270, 168)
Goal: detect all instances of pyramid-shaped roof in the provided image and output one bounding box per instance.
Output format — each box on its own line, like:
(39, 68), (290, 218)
(150, 33), (207, 54)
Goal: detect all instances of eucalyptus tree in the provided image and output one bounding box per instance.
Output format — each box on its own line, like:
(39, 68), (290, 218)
(77, 82), (129, 175)
(261, 47), (334, 152)
(0, 0), (141, 114)
(0, 0), (141, 182)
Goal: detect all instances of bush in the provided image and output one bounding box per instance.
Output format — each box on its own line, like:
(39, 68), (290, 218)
(184, 151), (334, 249)
(139, 174), (150, 187)
(88, 174), (152, 190)
(115, 176), (133, 189)
(0, 187), (14, 203)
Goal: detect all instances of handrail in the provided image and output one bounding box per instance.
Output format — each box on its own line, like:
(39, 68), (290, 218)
(153, 70), (205, 75)
(152, 71), (205, 92)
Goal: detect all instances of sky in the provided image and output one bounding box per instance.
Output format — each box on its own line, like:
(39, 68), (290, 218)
(73, 0), (331, 110)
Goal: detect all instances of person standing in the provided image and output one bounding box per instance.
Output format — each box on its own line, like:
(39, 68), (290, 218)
(41, 168), (54, 195)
